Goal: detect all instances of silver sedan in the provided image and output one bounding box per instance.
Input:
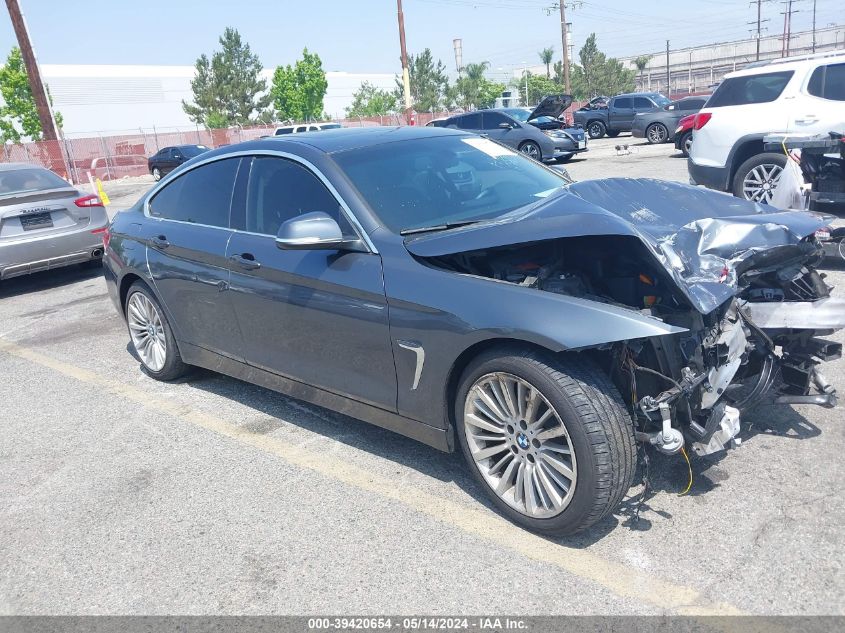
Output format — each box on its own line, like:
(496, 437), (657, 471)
(0, 163), (108, 280)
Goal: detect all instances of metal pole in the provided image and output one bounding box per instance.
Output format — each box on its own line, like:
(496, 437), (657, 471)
(811, 0), (817, 52)
(559, 1), (571, 94)
(688, 50), (692, 93)
(665, 40), (670, 96)
(756, 0), (762, 61)
(397, 0), (412, 122)
(4, 0), (58, 141)
(152, 125), (159, 151)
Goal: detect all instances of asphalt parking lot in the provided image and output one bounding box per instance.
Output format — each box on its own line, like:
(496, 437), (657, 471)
(1, 136), (843, 616)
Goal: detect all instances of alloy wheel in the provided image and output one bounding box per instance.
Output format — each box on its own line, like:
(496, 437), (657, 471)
(152, 167), (161, 181)
(647, 124), (667, 144)
(127, 292), (167, 372)
(588, 122), (603, 138)
(520, 142), (541, 161)
(683, 134), (693, 156)
(742, 163), (783, 203)
(463, 372), (577, 518)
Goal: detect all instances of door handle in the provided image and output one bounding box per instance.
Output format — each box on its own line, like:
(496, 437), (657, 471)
(795, 116), (818, 124)
(149, 235), (169, 248)
(229, 253), (261, 270)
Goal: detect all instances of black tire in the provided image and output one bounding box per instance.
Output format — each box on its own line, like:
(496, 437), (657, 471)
(125, 280), (188, 381)
(645, 123), (668, 144)
(455, 347), (636, 535)
(152, 166), (162, 181)
(606, 130), (621, 138)
(586, 120), (606, 139)
(518, 141), (542, 162)
(679, 131), (693, 157)
(731, 152), (787, 202)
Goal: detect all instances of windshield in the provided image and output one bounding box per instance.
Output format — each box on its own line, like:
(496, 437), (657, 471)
(181, 145), (209, 157)
(0, 167), (70, 196)
(319, 123), (342, 130)
(333, 135), (568, 233)
(502, 109), (530, 122)
(652, 94), (671, 107)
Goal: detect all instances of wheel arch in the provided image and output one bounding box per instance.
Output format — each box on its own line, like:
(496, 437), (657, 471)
(727, 134), (766, 184)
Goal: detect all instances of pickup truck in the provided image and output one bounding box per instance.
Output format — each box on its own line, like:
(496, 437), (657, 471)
(573, 92), (671, 139)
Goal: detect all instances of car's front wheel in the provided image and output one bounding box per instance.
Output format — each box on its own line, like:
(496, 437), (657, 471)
(646, 123), (668, 144)
(456, 348), (636, 535)
(732, 152), (786, 204)
(586, 121), (606, 139)
(518, 141), (542, 161)
(125, 281), (188, 381)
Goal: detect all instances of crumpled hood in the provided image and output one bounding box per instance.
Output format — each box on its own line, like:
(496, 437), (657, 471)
(404, 178), (832, 314)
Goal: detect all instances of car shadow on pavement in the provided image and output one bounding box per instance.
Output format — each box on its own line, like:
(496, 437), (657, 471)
(184, 367), (620, 547)
(0, 263), (103, 299)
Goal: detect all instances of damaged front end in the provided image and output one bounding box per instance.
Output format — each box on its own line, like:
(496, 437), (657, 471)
(407, 178), (843, 458)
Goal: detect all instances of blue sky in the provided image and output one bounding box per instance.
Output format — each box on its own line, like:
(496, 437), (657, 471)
(1, 0), (842, 80)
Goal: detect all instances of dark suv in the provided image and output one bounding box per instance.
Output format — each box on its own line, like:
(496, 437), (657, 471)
(148, 145), (209, 181)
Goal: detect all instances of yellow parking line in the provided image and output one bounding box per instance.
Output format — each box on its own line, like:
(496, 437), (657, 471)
(0, 337), (744, 616)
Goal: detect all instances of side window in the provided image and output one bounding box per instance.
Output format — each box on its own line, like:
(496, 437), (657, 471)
(295, 126), (307, 133)
(808, 63), (845, 101)
(633, 97), (653, 109)
(148, 157), (240, 227)
(456, 113), (482, 129)
(707, 71), (793, 107)
(481, 112), (512, 130)
(275, 128), (292, 135)
(613, 97), (632, 109)
(244, 157), (348, 237)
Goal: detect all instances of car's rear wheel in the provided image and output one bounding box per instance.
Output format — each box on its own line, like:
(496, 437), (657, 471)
(125, 281), (187, 381)
(679, 131), (693, 157)
(518, 141), (542, 161)
(456, 348), (636, 535)
(646, 123), (668, 144)
(152, 167), (162, 181)
(732, 152), (787, 204)
(586, 121), (606, 139)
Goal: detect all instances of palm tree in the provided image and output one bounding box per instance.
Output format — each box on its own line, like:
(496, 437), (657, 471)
(539, 47), (554, 79)
(463, 61), (489, 83)
(634, 55), (651, 91)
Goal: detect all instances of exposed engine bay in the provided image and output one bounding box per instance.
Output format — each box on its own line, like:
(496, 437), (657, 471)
(409, 179), (844, 458)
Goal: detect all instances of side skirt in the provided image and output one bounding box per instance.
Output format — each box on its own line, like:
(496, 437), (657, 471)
(180, 342), (453, 453)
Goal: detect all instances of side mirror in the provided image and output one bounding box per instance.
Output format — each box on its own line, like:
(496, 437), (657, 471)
(173, 154), (183, 160)
(275, 211), (364, 251)
(498, 122), (513, 129)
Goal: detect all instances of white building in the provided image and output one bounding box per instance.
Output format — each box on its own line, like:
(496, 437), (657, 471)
(39, 65), (396, 137)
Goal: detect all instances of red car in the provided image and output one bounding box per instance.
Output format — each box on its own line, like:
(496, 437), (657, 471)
(674, 114), (696, 157)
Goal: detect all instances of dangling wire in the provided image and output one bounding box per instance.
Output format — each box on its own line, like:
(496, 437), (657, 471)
(679, 446), (693, 496)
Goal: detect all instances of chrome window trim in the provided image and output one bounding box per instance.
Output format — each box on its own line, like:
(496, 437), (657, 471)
(143, 149), (378, 253)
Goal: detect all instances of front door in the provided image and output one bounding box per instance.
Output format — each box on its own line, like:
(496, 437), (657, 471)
(144, 156), (244, 360)
(226, 155), (396, 410)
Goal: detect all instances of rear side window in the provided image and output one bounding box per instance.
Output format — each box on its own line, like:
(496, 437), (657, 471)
(455, 113), (482, 129)
(807, 63), (845, 101)
(148, 157), (240, 227)
(242, 157), (345, 237)
(613, 97), (632, 109)
(707, 71), (793, 107)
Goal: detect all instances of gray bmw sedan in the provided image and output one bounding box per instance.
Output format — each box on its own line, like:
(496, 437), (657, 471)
(104, 126), (843, 535)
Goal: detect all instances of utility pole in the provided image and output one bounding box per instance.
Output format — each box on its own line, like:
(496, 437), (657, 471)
(811, 0), (817, 52)
(748, 0), (773, 61)
(780, 0), (798, 57)
(4, 0), (58, 141)
(559, 1), (571, 94)
(665, 40), (670, 97)
(396, 0), (412, 121)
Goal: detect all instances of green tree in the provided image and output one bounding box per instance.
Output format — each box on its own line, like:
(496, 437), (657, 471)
(346, 81), (398, 117)
(270, 48), (329, 121)
(570, 34), (635, 99)
(449, 61), (502, 110)
(182, 28), (272, 128)
(539, 47), (554, 79)
(0, 47), (62, 142)
(396, 49), (448, 112)
(633, 55), (651, 89)
(513, 72), (560, 106)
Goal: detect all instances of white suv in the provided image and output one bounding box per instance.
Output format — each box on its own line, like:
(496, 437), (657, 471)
(273, 122), (342, 135)
(688, 51), (845, 203)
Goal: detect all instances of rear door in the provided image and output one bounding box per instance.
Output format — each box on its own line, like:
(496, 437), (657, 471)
(791, 61), (845, 134)
(225, 155), (396, 410)
(144, 156), (244, 360)
(609, 97), (633, 129)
